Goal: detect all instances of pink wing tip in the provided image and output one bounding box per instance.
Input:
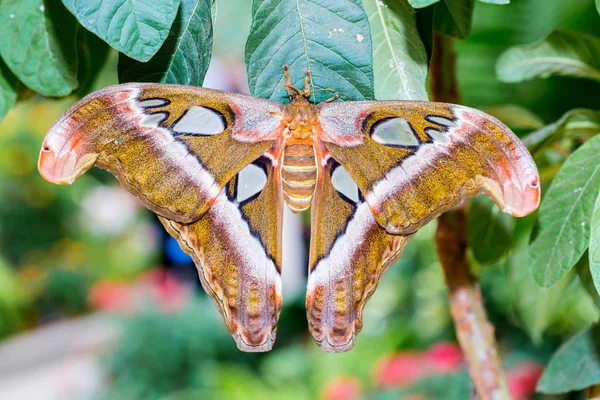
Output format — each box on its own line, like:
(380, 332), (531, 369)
(38, 140), (97, 185)
(504, 176), (541, 217)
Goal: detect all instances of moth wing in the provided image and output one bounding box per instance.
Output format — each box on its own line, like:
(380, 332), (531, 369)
(318, 101), (540, 234)
(39, 83), (284, 223)
(307, 159), (412, 352)
(161, 156), (283, 352)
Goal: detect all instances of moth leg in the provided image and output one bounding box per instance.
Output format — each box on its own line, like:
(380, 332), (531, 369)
(321, 93), (339, 104)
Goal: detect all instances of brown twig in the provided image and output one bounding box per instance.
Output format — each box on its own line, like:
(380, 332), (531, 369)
(431, 33), (511, 400)
(587, 385), (600, 399)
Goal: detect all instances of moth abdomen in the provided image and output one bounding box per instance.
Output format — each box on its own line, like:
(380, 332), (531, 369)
(281, 142), (317, 212)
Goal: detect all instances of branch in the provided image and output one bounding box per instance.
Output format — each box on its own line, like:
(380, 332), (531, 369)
(431, 33), (511, 400)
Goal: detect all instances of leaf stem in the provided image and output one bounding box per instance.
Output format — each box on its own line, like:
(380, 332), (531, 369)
(431, 32), (511, 400)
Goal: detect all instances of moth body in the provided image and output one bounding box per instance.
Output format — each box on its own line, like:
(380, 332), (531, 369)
(280, 98), (322, 213)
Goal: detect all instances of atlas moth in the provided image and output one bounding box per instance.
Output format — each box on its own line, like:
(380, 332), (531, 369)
(38, 66), (540, 352)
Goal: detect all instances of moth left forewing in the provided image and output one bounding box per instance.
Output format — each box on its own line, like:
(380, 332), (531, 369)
(318, 101), (540, 234)
(307, 160), (412, 353)
(161, 155), (283, 352)
(39, 83), (284, 224)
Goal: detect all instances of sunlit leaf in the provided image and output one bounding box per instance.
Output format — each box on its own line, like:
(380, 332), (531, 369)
(537, 327), (600, 393)
(0, 0), (78, 97)
(530, 135), (600, 287)
(408, 0), (439, 8)
(62, 0), (182, 62)
(523, 108), (600, 152)
(0, 60), (17, 121)
(245, 0), (374, 103)
(364, 0), (428, 101)
(119, 0), (213, 86)
(467, 196), (513, 264)
(434, 0), (475, 39)
(482, 104), (544, 130)
(496, 30), (600, 83)
(589, 190), (600, 298)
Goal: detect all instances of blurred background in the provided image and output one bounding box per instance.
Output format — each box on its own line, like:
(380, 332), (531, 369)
(0, 1), (599, 399)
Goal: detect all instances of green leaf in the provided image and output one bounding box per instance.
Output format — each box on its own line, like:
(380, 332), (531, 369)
(363, 0), (428, 101)
(537, 327), (600, 393)
(590, 190), (600, 298)
(119, 0), (213, 86)
(76, 28), (110, 95)
(597, 0), (600, 16)
(478, 0), (509, 4)
(245, 0), (374, 103)
(467, 196), (513, 264)
(408, 0), (440, 8)
(508, 216), (576, 343)
(0, 60), (17, 122)
(578, 255), (600, 311)
(530, 135), (600, 288)
(482, 104), (544, 130)
(62, 0), (182, 62)
(434, 0), (475, 39)
(496, 30), (600, 84)
(0, 0), (78, 97)
(523, 108), (600, 152)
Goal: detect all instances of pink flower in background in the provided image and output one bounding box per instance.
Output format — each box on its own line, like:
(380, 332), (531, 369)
(89, 281), (132, 312)
(375, 342), (463, 388)
(89, 269), (190, 314)
(506, 362), (544, 400)
(321, 376), (362, 400)
(424, 342), (464, 373)
(376, 352), (426, 388)
(140, 269), (190, 312)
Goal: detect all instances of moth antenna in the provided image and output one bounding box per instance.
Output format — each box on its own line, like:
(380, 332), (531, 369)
(282, 65), (294, 100)
(321, 93), (340, 103)
(303, 70), (311, 96)
(279, 83), (304, 97)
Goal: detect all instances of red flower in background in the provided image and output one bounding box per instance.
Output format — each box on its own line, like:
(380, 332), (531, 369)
(321, 376), (362, 400)
(89, 268), (190, 314)
(89, 280), (132, 312)
(375, 342), (464, 388)
(506, 362), (544, 400)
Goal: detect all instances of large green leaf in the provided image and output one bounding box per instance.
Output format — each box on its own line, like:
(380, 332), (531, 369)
(363, 0), (428, 101)
(597, 0), (600, 16)
(482, 104), (544, 130)
(537, 327), (600, 393)
(119, 0), (213, 85)
(434, 0), (475, 39)
(62, 0), (182, 62)
(507, 216), (575, 343)
(530, 135), (600, 288)
(408, 0), (439, 8)
(496, 30), (600, 83)
(478, 0), (508, 4)
(0, 0), (78, 97)
(456, 0), (600, 120)
(245, 0), (374, 103)
(76, 28), (110, 96)
(589, 190), (600, 298)
(0, 60), (17, 121)
(523, 108), (600, 152)
(467, 196), (513, 264)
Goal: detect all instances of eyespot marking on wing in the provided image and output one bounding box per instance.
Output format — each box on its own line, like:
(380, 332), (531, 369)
(425, 115), (456, 129)
(141, 112), (169, 127)
(138, 98), (170, 108)
(172, 106), (227, 136)
(331, 164), (359, 204)
(371, 118), (419, 147)
(425, 127), (451, 144)
(237, 163), (268, 204)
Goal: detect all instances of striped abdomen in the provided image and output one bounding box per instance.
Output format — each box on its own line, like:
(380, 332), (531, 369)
(282, 142), (317, 213)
